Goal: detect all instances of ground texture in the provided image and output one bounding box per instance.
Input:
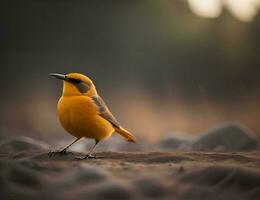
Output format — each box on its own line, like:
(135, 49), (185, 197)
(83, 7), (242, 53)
(1, 150), (260, 200)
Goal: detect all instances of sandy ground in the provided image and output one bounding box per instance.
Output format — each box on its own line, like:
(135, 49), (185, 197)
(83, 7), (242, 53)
(1, 150), (260, 200)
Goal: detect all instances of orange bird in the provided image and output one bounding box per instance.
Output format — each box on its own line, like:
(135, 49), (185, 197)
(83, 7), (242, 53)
(49, 72), (136, 159)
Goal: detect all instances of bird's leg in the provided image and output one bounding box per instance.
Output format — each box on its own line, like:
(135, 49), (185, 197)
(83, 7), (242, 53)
(85, 140), (99, 159)
(48, 138), (81, 157)
(84, 140), (99, 159)
(76, 140), (100, 160)
(60, 137), (81, 154)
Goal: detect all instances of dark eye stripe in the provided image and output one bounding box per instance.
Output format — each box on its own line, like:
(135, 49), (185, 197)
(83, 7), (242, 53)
(74, 82), (90, 93)
(66, 77), (91, 93)
(67, 77), (81, 84)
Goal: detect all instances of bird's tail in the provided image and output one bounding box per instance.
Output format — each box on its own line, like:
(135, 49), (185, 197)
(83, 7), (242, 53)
(115, 127), (136, 143)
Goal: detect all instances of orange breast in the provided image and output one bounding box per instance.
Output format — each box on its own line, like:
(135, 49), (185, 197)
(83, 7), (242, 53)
(57, 96), (114, 140)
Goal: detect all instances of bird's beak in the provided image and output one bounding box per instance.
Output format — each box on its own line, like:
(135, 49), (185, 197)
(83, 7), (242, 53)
(49, 73), (68, 81)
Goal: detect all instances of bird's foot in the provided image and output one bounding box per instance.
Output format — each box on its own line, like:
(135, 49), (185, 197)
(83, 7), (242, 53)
(76, 154), (104, 160)
(48, 149), (70, 157)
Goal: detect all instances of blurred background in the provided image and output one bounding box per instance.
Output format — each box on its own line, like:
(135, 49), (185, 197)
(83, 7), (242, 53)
(1, 0), (260, 145)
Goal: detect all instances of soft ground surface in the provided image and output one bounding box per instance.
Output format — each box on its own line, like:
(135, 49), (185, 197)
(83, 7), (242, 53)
(1, 150), (260, 200)
(1, 123), (260, 199)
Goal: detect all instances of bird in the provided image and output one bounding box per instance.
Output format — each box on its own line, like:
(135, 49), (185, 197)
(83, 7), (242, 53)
(49, 72), (136, 159)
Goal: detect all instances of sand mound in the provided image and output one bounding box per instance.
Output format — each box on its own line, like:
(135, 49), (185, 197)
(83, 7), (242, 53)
(156, 136), (192, 151)
(178, 166), (260, 200)
(192, 123), (259, 151)
(0, 136), (50, 153)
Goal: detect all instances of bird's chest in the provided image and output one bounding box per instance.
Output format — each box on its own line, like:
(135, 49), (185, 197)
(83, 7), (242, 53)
(57, 96), (97, 137)
(57, 96), (113, 140)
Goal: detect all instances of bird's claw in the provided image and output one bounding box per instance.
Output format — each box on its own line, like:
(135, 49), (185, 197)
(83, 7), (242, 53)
(76, 154), (99, 160)
(48, 149), (69, 157)
(48, 151), (55, 157)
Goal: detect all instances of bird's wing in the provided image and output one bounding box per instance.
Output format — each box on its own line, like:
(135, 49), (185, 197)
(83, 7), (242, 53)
(92, 95), (120, 128)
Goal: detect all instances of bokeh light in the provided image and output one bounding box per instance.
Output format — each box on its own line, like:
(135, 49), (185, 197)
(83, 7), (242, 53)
(188, 0), (222, 18)
(188, 0), (260, 22)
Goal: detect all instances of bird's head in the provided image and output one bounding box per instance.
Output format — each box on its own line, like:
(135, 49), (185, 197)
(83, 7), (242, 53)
(50, 72), (97, 97)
